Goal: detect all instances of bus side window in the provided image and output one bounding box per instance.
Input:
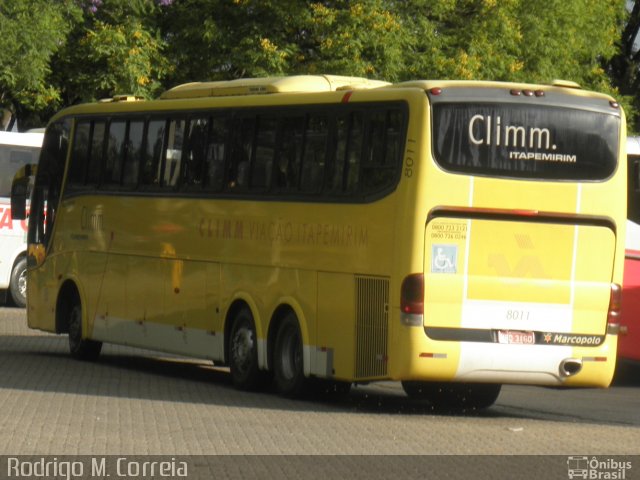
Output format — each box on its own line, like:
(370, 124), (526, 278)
(122, 120), (144, 188)
(346, 112), (364, 193)
(0, 147), (37, 198)
(102, 120), (126, 187)
(329, 111), (363, 195)
(184, 117), (209, 188)
(163, 119), (186, 188)
(205, 117), (227, 192)
(227, 117), (255, 191)
(67, 121), (91, 191)
(300, 114), (329, 193)
(141, 119), (166, 187)
(86, 121), (106, 186)
(628, 155), (640, 224)
(251, 115), (277, 190)
(361, 109), (402, 194)
(276, 117), (304, 191)
(0, 146), (11, 198)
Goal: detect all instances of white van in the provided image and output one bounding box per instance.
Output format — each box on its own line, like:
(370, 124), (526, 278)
(0, 130), (43, 307)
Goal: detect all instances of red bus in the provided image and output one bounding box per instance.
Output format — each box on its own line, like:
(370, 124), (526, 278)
(620, 136), (640, 362)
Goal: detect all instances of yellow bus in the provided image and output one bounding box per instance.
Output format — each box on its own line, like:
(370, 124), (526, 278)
(11, 75), (626, 409)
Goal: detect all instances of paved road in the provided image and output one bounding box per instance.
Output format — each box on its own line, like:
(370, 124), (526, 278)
(0, 306), (638, 478)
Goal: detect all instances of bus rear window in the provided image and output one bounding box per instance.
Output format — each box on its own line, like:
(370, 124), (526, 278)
(432, 103), (620, 181)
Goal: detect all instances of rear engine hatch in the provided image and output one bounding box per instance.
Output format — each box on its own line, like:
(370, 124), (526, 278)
(424, 214), (615, 340)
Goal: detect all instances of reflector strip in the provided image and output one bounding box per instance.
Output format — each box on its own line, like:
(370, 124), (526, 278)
(419, 353), (447, 359)
(582, 356), (607, 362)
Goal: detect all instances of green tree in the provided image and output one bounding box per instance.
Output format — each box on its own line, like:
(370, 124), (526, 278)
(161, 0), (408, 84)
(294, 1), (405, 79)
(0, 0), (80, 129)
(160, 0), (297, 83)
(161, 1), (626, 95)
(609, 0), (640, 131)
(51, 0), (171, 106)
(5, 0), (632, 128)
(400, 0), (630, 122)
(400, 0), (625, 87)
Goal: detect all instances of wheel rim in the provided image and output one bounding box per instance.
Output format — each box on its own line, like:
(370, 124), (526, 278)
(17, 269), (27, 300)
(279, 326), (301, 381)
(231, 325), (254, 376)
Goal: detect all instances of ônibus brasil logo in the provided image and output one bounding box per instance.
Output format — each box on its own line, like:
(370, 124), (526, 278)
(567, 456), (632, 479)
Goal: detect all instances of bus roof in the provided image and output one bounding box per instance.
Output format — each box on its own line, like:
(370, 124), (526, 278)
(49, 75), (621, 122)
(389, 79), (616, 99)
(160, 75), (391, 99)
(0, 130), (44, 148)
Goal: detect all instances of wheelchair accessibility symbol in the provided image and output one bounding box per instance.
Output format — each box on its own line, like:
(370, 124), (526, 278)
(431, 244), (457, 273)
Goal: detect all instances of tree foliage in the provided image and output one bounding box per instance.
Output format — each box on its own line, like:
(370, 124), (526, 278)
(51, 0), (170, 107)
(400, 0), (625, 90)
(161, 0), (406, 82)
(1, 0), (636, 129)
(610, 0), (640, 128)
(0, 0), (80, 124)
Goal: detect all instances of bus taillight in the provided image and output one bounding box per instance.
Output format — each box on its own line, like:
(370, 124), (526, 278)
(608, 283), (622, 329)
(401, 274), (424, 326)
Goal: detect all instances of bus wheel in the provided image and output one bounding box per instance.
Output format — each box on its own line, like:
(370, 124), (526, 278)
(273, 313), (307, 397)
(9, 257), (27, 308)
(401, 381), (501, 410)
(68, 300), (102, 361)
(229, 307), (266, 390)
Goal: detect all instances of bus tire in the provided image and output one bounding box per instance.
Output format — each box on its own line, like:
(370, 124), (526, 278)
(273, 313), (307, 397)
(401, 381), (501, 410)
(68, 300), (102, 361)
(229, 307), (266, 391)
(9, 257), (27, 308)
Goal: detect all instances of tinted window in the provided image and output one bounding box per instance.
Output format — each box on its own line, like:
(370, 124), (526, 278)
(204, 117), (227, 191)
(163, 119), (186, 188)
(103, 120), (126, 185)
(628, 153), (640, 224)
(276, 117), (304, 191)
(59, 102), (407, 202)
(87, 121), (106, 185)
(141, 119), (166, 186)
(300, 115), (328, 193)
(361, 110), (403, 193)
(184, 117), (209, 188)
(251, 116), (277, 189)
(432, 103), (620, 180)
(227, 117), (255, 191)
(123, 120), (144, 187)
(330, 112), (364, 194)
(68, 121), (90, 188)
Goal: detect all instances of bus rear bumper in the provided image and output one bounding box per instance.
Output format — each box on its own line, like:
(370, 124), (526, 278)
(388, 325), (617, 388)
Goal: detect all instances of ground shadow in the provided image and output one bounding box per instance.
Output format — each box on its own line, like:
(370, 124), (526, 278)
(0, 332), (635, 424)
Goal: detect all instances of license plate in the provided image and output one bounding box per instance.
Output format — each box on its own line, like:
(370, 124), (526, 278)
(498, 330), (535, 345)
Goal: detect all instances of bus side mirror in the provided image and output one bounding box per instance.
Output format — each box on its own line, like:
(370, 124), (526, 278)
(10, 164), (35, 221)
